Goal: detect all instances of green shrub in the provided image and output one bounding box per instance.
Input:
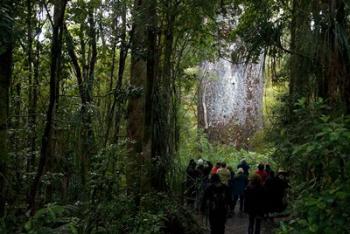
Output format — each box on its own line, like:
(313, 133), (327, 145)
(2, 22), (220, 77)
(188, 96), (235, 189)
(273, 98), (350, 233)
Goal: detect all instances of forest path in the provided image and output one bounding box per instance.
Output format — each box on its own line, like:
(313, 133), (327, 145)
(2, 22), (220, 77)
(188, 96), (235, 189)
(199, 206), (279, 234)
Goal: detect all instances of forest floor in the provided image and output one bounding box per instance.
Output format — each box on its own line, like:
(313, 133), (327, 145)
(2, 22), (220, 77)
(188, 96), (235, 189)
(198, 206), (284, 234)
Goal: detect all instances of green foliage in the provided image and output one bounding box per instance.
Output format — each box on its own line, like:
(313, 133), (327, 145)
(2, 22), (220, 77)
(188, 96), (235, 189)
(24, 204), (79, 234)
(80, 195), (137, 233)
(31, 194), (201, 234)
(178, 115), (273, 171)
(230, 0), (288, 61)
(272, 98), (350, 233)
(15, 142), (203, 234)
(133, 193), (202, 234)
(0, 1), (14, 53)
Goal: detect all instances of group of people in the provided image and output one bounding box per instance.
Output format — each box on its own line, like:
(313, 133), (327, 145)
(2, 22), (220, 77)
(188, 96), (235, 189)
(185, 159), (289, 234)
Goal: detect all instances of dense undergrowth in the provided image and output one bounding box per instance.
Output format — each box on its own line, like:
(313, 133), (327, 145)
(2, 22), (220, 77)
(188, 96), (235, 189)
(1, 193), (202, 234)
(272, 98), (350, 234)
(0, 142), (204, 234)
(5, 81), (349, 234)
(1, 120), (271, 234)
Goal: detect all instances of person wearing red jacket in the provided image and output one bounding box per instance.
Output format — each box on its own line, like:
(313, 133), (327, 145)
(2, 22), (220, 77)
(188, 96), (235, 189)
(211, 162), (221, 175)
(255, 163), (268, 183)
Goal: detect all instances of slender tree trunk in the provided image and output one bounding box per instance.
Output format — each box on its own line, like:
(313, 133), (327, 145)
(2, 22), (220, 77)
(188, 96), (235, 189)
(65, 28), (89, 187)
(65, 4), (97, 187)
(104, 0), (118, 123)
(103, 1), (129, 146)
(28, 0), (67, 215)
(79, 5), (97, 186)
(0, 0), (15, 217)
(105, 38), (116, 127)
(112, 1), (128, 144)
(13, 83), (22, 189)
(0, 24), (13, 219)
(29, 38), (40, 171)
(26, 0), (36, 172)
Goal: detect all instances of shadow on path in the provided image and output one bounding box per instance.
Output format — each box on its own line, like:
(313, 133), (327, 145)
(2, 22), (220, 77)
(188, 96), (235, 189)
(198, 209), (279, 234)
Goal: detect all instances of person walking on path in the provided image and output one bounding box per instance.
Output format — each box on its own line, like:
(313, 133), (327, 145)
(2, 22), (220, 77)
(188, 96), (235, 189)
(217, 162), (231, 186)
(211, 162), (221, 175)
(265, 164), (274, 178)
(273, 170), (289, 212)
(244, 174), (266, 234)
(185, 159), (199, 207)
(232, 168), (248, 213)
(201, 174), (231, 234)
(237, 159), (250, 177)
(256, 163), (268, 184)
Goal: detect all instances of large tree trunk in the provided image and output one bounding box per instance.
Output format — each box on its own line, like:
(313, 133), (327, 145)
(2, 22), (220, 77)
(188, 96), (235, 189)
(149, 0), (176, 191)
(28, 0), (67, 215)
(126, 0), (147, 198)
(198, 57), (264, 149)
(326, 0), (350, 111)
(198, 15), (264, 149)
(141, 0), (159, 192)
(127, 0), (178, 194)
(289, 0), (313, 103)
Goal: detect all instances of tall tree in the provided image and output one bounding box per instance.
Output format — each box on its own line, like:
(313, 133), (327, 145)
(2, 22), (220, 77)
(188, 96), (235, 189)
(104, 0), (129, 146)
(126, 0), (147, 197)
(26, 0), (37, 172)
(28, 0), (68, 214)
(0, 0), (14, 217)
(65, 1), (98, 186)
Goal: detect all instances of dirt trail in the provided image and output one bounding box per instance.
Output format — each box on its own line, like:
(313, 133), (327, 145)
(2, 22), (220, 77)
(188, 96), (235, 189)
(200, 208), (278, 234)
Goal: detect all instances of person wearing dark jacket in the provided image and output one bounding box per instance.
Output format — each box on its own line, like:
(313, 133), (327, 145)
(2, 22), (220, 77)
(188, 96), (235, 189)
(232, 168), (248, 212)
(244, 174), (266, 234)
(237, 159), (250, 176)
(274, 170), (289, 212)
(201, 174), (231, 234)
(185, 159), (198, 207)
(264, 170), (276, 214)
(265, 164), (274, 178)
(265, 169), (289, 216)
